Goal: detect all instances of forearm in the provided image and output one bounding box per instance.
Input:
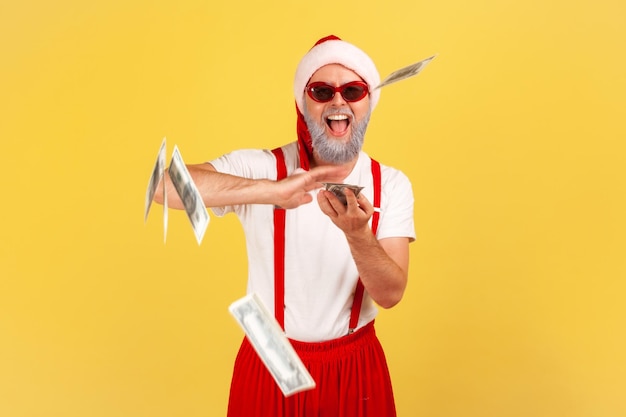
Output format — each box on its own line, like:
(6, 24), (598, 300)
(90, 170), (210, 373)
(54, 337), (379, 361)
(154, 163), (275, 210)
(346, 232), (409, 309)
(153, 162), (337, 210)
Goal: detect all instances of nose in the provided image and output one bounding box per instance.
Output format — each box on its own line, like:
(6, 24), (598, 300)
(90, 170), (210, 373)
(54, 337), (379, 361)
(330, 89), (347, 106)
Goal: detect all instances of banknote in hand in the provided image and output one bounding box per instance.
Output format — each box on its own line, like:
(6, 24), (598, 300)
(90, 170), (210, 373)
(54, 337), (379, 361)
(321, 182), (364, 205)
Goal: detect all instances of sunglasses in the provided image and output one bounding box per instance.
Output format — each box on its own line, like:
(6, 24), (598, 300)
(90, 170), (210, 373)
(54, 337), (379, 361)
(306, 81), (369, 103)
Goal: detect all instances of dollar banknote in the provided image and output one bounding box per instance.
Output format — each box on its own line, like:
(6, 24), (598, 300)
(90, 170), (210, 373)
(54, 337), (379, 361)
(144, 137), (166, 222)
(163, 158), (168, 243)
(375, 55), (436, 90)
(321, 182), (364, 205)
(229, 293), (316, 396)
(168, 146), (210, 245)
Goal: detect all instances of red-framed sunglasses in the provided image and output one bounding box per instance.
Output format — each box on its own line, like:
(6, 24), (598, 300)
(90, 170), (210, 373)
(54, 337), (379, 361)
(306, 81), (369, 103)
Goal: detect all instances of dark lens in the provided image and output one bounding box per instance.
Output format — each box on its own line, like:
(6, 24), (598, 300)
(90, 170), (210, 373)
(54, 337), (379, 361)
(341, 84), (367, 101)
(310, 85), (334, 102)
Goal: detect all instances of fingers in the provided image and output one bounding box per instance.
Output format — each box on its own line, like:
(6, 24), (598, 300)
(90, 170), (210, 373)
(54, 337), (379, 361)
(317, 188), (374, 236)
(286, 168), (325, 192)
(317, 189), (353, 217)
(346, 188), (374, 215)
(317, 188), (373, 216)
(275, 169), (323, 208)
(308, 165), (345, 182)
(317, 189), (338, 216)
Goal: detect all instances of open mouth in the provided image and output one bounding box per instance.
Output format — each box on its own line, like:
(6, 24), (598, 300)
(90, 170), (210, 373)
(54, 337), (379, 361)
(326, 114), (350, 136)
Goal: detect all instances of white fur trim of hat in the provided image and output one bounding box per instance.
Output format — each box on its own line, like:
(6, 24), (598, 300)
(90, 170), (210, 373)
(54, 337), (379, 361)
(293, 36), (381, 113)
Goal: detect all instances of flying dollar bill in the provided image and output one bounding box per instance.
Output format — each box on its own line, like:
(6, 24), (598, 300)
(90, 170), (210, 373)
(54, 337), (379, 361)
(229, 293), (316, 397)
(168, 146), (210, 245)
(374, 55), (436, 90)
(321, 182), (364, 205)
(144, 137), (167, 222)
(163, 158), (168, 243)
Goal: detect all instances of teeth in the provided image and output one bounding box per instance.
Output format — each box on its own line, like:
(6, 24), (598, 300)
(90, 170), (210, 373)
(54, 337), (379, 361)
(327, 114), (349, 121)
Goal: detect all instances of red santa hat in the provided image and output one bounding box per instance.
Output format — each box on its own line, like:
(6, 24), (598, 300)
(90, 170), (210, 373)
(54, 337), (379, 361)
(293, 35), (380, 170)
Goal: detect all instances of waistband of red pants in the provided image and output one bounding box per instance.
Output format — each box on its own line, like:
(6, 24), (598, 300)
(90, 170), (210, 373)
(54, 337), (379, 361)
(286, 320), (377, 362)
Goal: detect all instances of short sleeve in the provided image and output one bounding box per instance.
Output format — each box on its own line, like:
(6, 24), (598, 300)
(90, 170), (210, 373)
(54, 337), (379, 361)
(376, 167), (416, 242)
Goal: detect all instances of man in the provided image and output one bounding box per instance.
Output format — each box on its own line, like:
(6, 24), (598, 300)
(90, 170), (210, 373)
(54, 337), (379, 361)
(155, 35), (415, 416)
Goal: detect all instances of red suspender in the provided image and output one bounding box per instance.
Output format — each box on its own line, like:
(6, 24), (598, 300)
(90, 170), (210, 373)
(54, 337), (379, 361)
(272, 147), (382, 335)
(271, 148), (287, 329)
(349, 158), (381, 333)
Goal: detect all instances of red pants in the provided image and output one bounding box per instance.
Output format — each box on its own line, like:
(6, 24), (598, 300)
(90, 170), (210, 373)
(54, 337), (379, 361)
(227, 321), (397, 417)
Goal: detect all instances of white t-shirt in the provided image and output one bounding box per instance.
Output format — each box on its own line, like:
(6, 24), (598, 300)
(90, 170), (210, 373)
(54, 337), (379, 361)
(211, 142), (416, 342)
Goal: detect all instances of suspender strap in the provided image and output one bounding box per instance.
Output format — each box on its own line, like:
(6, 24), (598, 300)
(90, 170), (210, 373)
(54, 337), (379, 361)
(349, 158), (381, 334)
(271, 147), (287, 329)
(370, 158), (382, 234)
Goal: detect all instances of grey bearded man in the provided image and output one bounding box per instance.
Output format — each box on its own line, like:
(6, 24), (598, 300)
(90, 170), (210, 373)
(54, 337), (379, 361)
(155, 34), (416, 417)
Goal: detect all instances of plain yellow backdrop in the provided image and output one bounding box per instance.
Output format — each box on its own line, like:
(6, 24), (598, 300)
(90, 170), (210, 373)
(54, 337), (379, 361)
(1, 0), (625, 416)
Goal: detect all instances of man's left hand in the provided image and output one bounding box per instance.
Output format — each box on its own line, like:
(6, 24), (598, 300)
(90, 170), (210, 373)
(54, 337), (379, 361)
(317, 187), (374, 236)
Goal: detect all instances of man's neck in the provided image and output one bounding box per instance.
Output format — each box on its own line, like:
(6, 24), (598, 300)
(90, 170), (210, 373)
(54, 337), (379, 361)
(310, 154), (359, 183)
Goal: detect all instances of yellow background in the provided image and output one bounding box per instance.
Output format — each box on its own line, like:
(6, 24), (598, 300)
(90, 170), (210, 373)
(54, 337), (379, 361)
(1, 0), (625, 416)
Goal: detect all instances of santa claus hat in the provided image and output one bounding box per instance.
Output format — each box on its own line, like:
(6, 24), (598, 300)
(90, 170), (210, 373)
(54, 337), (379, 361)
(293, 35), (381, 112)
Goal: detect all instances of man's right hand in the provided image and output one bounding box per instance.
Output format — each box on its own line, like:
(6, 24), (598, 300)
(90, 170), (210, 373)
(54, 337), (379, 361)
(272, 165), (344, 209)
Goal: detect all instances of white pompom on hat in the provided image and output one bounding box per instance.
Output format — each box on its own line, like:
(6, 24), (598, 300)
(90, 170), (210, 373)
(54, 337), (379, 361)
(293, 35), (381, 113)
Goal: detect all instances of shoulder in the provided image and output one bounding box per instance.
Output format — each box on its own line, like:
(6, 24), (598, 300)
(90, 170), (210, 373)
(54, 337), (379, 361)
(209, 142), (298, 179)
(381, 163), (412, 190)
(270, 142), (300, 173)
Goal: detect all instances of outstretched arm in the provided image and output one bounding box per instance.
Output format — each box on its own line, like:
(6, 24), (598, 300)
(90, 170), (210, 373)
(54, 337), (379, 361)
(317, 189), (410, 308)
(154, 162), (342, 210)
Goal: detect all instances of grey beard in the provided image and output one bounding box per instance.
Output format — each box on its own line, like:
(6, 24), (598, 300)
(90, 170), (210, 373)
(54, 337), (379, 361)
(303, 104), (370, 165)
